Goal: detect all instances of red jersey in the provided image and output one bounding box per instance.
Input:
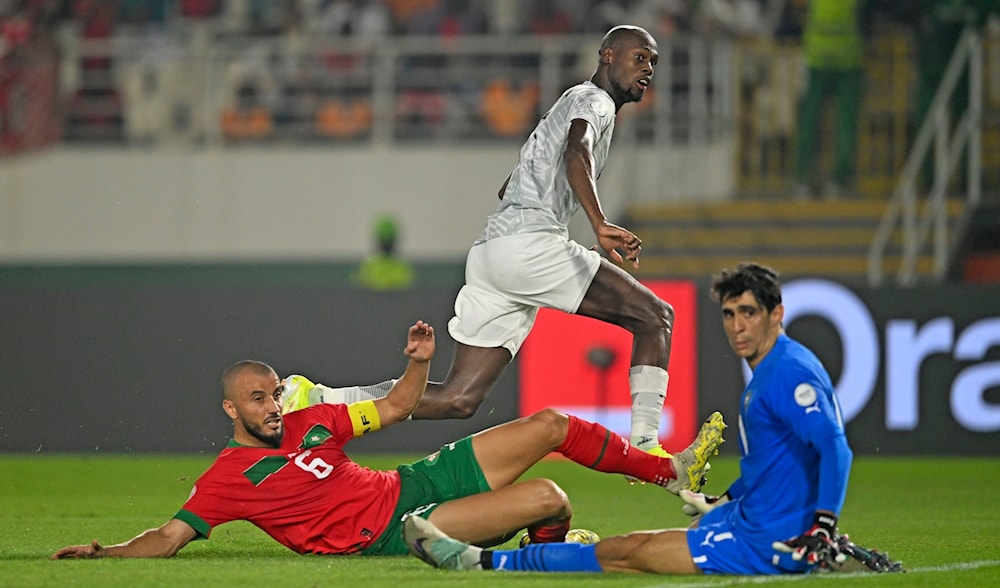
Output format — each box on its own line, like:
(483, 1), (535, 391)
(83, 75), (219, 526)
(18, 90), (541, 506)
(173, 404), (401, 554)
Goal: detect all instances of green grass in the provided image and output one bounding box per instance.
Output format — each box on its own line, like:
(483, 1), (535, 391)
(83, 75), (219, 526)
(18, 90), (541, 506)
(2, 454), (998, 587)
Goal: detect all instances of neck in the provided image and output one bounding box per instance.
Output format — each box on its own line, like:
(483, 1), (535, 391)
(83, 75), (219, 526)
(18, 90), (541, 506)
(590, 70), (623, 111)
(749, 331), (784, 370)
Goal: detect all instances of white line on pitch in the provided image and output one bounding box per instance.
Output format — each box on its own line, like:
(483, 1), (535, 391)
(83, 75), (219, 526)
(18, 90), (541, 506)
(634, 559), (1000, 587)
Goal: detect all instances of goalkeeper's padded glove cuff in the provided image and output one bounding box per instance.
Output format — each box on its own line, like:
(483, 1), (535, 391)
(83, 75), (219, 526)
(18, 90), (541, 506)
(812, 511), (838, 539)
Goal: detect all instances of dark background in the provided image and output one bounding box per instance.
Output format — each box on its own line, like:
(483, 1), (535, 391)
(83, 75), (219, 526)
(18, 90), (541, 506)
(2, 264), (998, 456)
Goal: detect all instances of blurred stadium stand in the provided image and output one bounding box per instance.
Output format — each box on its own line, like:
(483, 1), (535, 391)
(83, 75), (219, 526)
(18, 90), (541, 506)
(1, 0), (998, 284)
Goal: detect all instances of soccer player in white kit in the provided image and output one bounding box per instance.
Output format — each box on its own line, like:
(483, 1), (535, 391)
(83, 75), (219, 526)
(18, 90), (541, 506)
(412, 25), (676, 458)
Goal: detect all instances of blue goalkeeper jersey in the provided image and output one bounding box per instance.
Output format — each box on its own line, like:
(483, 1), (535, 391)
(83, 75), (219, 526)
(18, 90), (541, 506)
(726, 333), (852, 546)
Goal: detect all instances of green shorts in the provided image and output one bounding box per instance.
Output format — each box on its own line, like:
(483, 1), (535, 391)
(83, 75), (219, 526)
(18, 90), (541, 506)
(360, 435), (490, 555)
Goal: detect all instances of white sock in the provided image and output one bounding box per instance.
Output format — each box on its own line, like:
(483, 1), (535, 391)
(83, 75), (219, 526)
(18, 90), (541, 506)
(629, 366), (669, 448)
(313, 379), (397, 404)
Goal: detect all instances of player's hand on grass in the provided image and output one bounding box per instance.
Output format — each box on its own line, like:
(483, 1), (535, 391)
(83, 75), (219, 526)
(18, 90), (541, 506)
(404, 320), (435, 363)
(680, 490), (728, 518)
(51, 540), (105, 559)
(772, 511), (846, 569)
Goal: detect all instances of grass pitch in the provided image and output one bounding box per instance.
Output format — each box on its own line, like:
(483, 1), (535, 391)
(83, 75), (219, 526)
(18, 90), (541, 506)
(2, 454), (998, 587)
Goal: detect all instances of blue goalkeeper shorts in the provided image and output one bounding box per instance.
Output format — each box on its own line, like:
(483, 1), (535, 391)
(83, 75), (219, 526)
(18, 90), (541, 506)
(686, 501), (811, 575)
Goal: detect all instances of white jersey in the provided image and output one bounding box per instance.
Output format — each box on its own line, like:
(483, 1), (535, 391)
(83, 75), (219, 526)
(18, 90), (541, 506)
(474, 81), (617, 245)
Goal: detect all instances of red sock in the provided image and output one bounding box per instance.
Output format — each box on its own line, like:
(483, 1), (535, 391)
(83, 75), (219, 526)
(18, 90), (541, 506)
(556, 415), (676, 486)
(527, 519), (570, 543)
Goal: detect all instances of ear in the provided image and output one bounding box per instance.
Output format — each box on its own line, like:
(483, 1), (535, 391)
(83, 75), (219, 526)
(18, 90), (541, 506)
(771, 303), (785, 327)
(600, 47), (613, 65)
(222, 399), (237, 421)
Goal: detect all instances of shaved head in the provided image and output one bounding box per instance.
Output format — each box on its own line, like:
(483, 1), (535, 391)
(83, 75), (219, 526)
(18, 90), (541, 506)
(598, 25), (654, 59)
(221, 359), (277, 400)
(591, 25), (657, 109)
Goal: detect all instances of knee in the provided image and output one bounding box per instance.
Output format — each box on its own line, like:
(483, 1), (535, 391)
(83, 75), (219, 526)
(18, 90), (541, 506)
(654, 299), (675, 331)
(525, 408), (570, 447)
(638, 298), (674, 335)
(525, 478), (572, 520)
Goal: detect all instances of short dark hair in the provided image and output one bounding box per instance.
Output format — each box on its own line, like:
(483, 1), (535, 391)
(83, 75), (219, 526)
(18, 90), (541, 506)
(221, 359), (276, 400)
(710, 262), (782, 312)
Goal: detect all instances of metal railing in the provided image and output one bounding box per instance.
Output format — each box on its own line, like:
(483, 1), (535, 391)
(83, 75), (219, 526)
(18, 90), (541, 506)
(61, 31), (734, 149)
(867, 28), (983, 286)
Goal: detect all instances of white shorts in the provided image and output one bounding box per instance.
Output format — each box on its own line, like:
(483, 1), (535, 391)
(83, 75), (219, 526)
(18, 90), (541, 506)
(448, 232), (601, 356)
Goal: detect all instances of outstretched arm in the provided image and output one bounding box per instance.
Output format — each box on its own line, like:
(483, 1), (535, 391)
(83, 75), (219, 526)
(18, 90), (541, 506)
(564, 119), (641, 268)
(51, 518), (197, 559)
(374, 320), (435, 427)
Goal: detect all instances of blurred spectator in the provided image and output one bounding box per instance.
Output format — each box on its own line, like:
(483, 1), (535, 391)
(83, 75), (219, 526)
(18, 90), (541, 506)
(482, 0), (523, 35)
(74, 0), (116, 70)
(180, 0), (221, 19)
(585, 0), (682, 37)
(116, 0), (168, 27)
(525, 0), (574, 36)
(352, 214), (415, 290)
(221, 80), (273, 140)
(64, 0), (123, 143)
(383, 0), (439, 34)
(436, 0), (488, 36)
(1, 2), (33, 55)
(695, 0), (778, 37)
(1, 0), (61, 152)
(392, 0), (487, 36)
(300, 0), (390, 38)
(792, 0), (871, 199)
(299, 0), (348, 35)
(774, 0), (807, 39)
(479, 77), (538, 137)
(245, 0), (298, 36)
(350, 0), (392, 37)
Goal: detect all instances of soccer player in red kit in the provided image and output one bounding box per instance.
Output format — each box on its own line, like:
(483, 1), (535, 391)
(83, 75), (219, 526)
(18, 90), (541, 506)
(52, 321), (724, 559)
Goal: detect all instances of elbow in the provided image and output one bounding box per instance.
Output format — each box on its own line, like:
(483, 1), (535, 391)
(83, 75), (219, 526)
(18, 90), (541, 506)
(446, 397), (481, 419)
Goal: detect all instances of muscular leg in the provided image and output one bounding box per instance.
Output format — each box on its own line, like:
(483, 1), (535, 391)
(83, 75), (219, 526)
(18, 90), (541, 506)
(468, 408), (683, 491)
(576, 261), (674, 448)
(576, 262), (673, 367)
(411, 343), (512, 419)
(407, 519), (700, 573)
(427, 409), (683, 546)
(427, 479), (571, 546)
(595, 529), (699, 574)
(469, 409), (570, 488)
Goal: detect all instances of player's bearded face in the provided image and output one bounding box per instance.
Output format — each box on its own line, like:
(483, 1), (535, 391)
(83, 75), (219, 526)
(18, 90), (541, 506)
(609, 43), (656, 104)
(241, 411), (284, 448)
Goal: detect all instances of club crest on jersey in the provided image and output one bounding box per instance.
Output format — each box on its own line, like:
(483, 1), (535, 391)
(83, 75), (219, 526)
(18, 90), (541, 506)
(300, 425), (333, 448)
(794, 383), (818, 408)
(589, 100), (610, 118)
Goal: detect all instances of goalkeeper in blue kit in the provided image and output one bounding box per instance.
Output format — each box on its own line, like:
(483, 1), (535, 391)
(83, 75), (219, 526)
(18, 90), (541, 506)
(405, 263), (902, 575)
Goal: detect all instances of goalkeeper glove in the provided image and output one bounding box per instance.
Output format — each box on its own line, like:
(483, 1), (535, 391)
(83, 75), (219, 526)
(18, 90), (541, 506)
(772, 511), (847, 569)
(679, 490), (728, 518)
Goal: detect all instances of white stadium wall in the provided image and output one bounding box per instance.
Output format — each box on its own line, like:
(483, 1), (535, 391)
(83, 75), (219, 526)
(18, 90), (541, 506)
(0, 143), (733, 262)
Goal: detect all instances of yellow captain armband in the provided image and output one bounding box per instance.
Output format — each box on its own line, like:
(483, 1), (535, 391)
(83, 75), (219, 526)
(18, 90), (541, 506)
(348, 400), (382, 437)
